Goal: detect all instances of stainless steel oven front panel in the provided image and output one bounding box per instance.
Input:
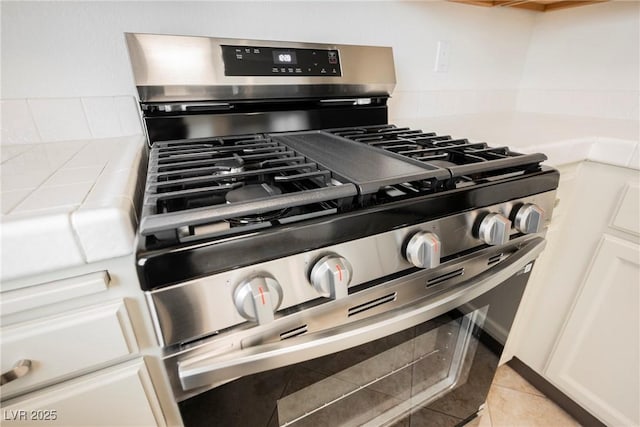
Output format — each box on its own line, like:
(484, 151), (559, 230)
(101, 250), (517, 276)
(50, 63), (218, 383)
(164, 235), (545, 402)
(178, 304), (495, 427)
(125, 33), (396, 102)
(146, 190), (556, 348)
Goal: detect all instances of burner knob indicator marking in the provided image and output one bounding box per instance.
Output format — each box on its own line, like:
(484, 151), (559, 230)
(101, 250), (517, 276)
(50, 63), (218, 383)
(234, 275), (283, 325)
(404, 231), (441, 269)
(478, 213), (512, 246)
(309, 255), (352, 300)
(514, 203), (545, 234)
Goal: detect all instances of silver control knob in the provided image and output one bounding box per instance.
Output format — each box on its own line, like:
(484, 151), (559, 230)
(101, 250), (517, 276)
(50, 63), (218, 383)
(404, 231), (441, 269)
(478, 213), (512, 246)
(309, 254), (353, 300)
(514, 203), (545, 234)
(234, 275), (283, 325)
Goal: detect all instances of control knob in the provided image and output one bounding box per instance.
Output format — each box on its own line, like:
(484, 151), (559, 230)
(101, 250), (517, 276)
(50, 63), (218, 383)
(514, 203), (545, 234)
(404, 231), (441, 269)
(234, 275), (283, 325)
(309, 254), (352, 300)
(478, 213), (512, 246)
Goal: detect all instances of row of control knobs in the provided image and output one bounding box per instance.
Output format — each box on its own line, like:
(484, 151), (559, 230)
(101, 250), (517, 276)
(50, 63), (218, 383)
(233, 203), (544, 324)
(402, 202), (544, 269)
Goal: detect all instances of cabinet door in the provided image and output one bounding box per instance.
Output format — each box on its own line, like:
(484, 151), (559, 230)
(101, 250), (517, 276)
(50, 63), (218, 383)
(546, 235), (639, 427)
(1, 300), (138, 400)
(1, 359), (166, 426)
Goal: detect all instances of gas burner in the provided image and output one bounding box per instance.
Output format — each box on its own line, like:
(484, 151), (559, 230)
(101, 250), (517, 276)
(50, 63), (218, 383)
(225, 183), (283, 203)
(227, 209), (290, 225)
(141, 134), (357, 243)
(225, 184), (288, 224)
(215, 154), (245, 175)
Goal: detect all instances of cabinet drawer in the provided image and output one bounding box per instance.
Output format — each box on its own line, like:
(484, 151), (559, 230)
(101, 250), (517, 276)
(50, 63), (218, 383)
(1, 358), (165, 426)
(0, 271), (110, 315)
(0, 300), (137, 400)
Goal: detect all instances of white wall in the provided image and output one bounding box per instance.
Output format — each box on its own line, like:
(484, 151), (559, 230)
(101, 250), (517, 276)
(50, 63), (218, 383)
(0, 1), (537, 129)
(1, 1), (536, 97)
(517, 1), (639, 120)
(1, 1), (637, 144)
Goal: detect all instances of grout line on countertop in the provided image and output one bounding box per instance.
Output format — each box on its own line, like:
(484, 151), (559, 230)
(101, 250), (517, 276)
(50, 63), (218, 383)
(0, 144), (36, 164)
(114, 96), (126, 137)
(25, 99), (45, 143)
(67, 207), (90, 264)
(5, 140), (91, 215)
(25, 98), (44, 143)
(79, 97), (96, 139)
(65, 157), (112, 263)
(1, 190), (35, 215)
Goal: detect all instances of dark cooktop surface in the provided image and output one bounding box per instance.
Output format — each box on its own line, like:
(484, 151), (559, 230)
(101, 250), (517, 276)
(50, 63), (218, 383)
(139, 125), (547, 245)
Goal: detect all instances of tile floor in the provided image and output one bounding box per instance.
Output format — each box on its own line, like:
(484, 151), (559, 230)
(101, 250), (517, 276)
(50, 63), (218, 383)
(467, 364), (580, 427)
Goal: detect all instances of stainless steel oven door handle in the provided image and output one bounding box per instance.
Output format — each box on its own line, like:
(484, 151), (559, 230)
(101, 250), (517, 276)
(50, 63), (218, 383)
(178, 237), (546, 391)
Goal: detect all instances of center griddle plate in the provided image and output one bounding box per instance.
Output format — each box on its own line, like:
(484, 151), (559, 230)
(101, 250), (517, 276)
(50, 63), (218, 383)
(271, 131), (452, 194)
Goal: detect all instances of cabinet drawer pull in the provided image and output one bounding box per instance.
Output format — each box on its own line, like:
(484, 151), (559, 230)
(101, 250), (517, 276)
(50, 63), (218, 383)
(1, 359), (32, 386)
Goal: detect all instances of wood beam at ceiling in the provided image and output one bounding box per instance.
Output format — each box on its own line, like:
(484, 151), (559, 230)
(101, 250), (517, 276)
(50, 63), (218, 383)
(542, 0), (608, 11)
(448, 0), (609, 12)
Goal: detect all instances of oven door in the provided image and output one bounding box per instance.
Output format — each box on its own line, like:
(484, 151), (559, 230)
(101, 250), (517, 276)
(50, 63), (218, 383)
(172, 237), (545, 427)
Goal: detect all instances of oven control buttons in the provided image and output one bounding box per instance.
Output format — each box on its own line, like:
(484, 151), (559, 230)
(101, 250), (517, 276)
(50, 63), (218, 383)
(478, 213), (512, 246)
(234, 275), (283, 325)
(309, 255), (353, 300)
(404, 231), (441, 269)
(514, 203), (545, 234)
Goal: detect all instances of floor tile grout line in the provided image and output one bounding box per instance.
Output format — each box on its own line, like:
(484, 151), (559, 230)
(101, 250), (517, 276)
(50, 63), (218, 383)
(487, 366), (580, 426)
(491, 382), (546, 398)
(488, 383), (581, 426)
(485, 400), (494, 427)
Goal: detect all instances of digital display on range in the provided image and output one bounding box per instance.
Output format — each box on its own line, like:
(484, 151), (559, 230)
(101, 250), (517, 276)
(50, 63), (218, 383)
(222, 45), (341, 77)
(273, 51), (297, 65)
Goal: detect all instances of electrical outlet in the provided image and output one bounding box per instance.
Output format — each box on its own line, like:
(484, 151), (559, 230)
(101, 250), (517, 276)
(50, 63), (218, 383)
(434, 40), (450, 73)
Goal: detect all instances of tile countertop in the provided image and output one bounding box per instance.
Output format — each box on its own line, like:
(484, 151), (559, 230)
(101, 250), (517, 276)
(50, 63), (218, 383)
(0, 135), (146, 282)
(396, 113), (640, 170)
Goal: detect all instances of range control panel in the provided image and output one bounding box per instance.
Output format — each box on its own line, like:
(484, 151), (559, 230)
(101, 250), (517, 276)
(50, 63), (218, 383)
(222, 45), (342, 77)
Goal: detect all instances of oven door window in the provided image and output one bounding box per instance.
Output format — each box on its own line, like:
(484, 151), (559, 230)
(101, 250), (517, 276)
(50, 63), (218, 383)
(179, 306), (494, 427)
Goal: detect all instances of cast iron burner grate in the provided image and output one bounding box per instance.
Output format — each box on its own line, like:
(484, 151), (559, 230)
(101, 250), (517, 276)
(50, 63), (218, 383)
(327, 124), (547, 187)
(139, 127), (547, 245)
(140, 134), (358, 243)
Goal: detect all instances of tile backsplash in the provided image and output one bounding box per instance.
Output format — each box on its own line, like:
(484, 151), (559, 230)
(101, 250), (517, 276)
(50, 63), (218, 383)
(0, 96), (143, 144)
(28, 98), (93, 142)
(516, 90), (640, 121)
(388, 89), (640, 122)
(388, 89), (518, 121)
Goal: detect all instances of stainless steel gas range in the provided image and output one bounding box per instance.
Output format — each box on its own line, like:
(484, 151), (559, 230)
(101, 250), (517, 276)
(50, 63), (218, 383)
(125, 33), (559, 427)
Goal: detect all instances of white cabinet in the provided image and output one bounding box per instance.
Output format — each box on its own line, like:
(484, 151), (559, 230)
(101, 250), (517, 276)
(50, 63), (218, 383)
(503, 161), (581, 367)
(0, 262), (174, 426)
(0, 271), (109, 316)
(1, 300), (138, 400)
(546, 235), (639, 426)
(510, 160), (640, 425)
(2, 358), (166, 426)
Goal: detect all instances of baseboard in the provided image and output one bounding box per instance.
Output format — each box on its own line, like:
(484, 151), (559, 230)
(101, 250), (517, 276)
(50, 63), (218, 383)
(508, 357), (606, 427)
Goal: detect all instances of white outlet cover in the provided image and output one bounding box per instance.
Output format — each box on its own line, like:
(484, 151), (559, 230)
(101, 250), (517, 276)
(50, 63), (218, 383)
(435, 40), (451, 73)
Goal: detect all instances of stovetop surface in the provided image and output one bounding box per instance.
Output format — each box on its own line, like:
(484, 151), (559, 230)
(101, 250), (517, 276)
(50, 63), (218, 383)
(139, 124), (547, 246)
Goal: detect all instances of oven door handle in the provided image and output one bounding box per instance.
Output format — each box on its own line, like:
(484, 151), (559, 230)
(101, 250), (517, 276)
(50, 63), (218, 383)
(178, 237), (546, 391)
